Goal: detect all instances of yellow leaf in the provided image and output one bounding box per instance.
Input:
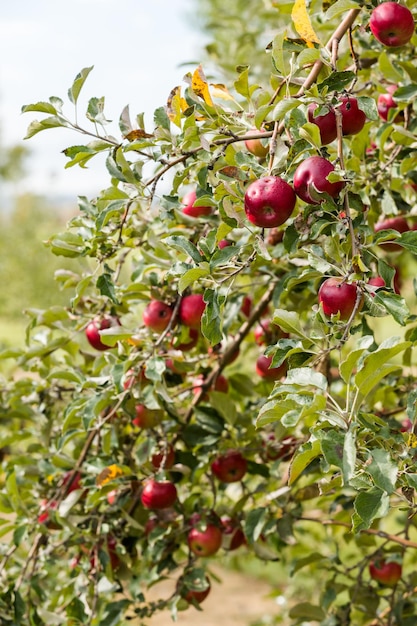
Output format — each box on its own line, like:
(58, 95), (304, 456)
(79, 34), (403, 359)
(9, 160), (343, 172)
(291, 0), (321, 47)
(166, 86), (188, 128)
(210, 83), (236, 102)
(96, 464), (123, 487)
(191, 65), (214, 107)
(408, 433), (417, 449)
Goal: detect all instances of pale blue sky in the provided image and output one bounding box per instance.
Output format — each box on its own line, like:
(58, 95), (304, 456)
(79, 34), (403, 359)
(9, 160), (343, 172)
(0, 0), (203, 198)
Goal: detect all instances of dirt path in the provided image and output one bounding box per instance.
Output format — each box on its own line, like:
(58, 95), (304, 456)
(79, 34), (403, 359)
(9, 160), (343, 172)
(146, 565), (282, 626)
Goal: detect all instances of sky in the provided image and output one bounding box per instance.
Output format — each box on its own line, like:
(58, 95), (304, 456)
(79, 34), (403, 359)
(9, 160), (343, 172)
(0, 0), (203, 201)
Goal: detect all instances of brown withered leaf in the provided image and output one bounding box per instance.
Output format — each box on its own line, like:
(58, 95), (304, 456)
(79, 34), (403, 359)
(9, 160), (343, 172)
(96, 464), (123, 487)
(124, 129), (154, 142)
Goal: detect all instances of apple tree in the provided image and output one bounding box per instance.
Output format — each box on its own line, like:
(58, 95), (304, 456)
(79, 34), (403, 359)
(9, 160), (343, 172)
(2, 1), (417, 624)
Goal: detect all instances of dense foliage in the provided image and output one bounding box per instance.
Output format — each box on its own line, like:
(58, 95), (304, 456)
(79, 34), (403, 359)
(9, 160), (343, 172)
(2, 1), (417, 624)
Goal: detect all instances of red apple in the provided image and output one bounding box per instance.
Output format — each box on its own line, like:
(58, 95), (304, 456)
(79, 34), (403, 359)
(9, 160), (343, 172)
(318, 277), (363, 321)
(307, 103), (337, 145)
(241, 295), (252, 317)
(245, 128), (269, 158)
(244, 176), (296, 228)
(377, 85), (397, 121)
(182, 190), (212, 217)
(143, 300), (173, 333)
(368, 268), (401, 295)
(339, 96), (367, 135)
(370, 2), (414, 48)
(133, 404), (163, 428)
(180, 575), (211, 604)
(123, 367), (148, 390)
(107, 489), (118, 505)
(256, 354), (288, 381)
(141, 479), (177, 510)
(85, 317), (116, 351)
(221, 517), (246, 551)
(62, 470), (83, 494)
(193, 374), (229, 400)
(179, 294), (206, 329)
(375, 216), (409, 251)
(37, 499), (60, 528)
(369, 558), (402, 586)
(211, 449), (247, 483)
(151, 444), (175, 470)
(293, 156), (345, 205)
(187, 523), (223, 557)
(218, 239), (232, 249)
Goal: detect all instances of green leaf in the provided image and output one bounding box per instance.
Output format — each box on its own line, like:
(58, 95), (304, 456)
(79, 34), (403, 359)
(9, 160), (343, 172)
(289, 439), (322, 484)
(272, 98), (301, 121)
(165, 235), (204, 264)
(340, 335), (374, 383)
(289, 602), (326, 621)
(244, 507), (267, 542)
(357, 96), (379, 121)
(318, 71), (356, 93)
(285, 367), (328, 391)
(201, 289), (223, 345)
(378, 51), (404, 84)
(21, 101), (59, 115)
(354, 338), (410, 400)
(325, 0), (360, 19)
(96, 273), (119, 304)
(353, 488), (389, 530)
(367, 448), (398, 494)
(68, 66), (94, 105)
(178, 266), (210, 293)
(342, 425), (356, 485)
(47, 232), (86, 257)
(24, 116), (71, 139)
(396, 230), (417, 254)
(272, 309), (311, 342)
(373, 291), (409, 326)
(234, 65), (250, 98)
(391, 83), (417, 102)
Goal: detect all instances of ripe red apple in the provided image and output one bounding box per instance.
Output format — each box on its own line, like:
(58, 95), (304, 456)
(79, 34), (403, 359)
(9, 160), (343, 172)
(375, 216), (409, 251)
(180, 575), (211, 604)
(143, 300), (173, 333)
(151, 443), (175, 470)
(211, 449), (247, 483)
(244, 176), (296, 228)
(369, 559), (402, 586)
(141, 478), (177, 510)
(256, 354), (288, 381)
(245, 128), (269, 158)
(369, 2), (415, 48)
(179, 294), (206, 329)
(123, 367), (148, 390)
(221, 517), (246, 551)
(218, 239), (232, 249)
(193, 374), (229, 400)
(85, 317), (116, 351)
(37, 499), (60, 529)
(307, 103), (337, 145)
(241, 295), (252, 317)
(182, 190), (212, 217)
(377, 85), (398, 121)
(293, 156), (345, 205)
(62, 470), (83, 494)
(339, 96), (367, 135)
(133, 404), (163, 428)
(318, 277), (363, 321)
(107, 489), (118, 505)
(187, 523), (223, 557)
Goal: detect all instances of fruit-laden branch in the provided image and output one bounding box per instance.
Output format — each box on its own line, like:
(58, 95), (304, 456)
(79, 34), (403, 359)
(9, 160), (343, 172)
(183, 278), (278, 423)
